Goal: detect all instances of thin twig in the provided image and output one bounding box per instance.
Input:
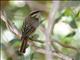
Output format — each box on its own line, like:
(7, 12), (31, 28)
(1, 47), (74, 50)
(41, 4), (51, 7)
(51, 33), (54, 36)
(53, 40), (79, 52)
(30, 38), (79, 52)
(31, 45), (73, 60)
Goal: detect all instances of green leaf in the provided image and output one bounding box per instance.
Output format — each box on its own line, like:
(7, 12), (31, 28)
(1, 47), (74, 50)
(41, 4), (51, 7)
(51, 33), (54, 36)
(63, 8), (74, 16)
(9, 39), (21, 48)
(0, 20), (6, 30)
(61, 37), (73, 45)
(75, 10), (80, 18)
(54, 12), (64, 23)
(66, 31), (76, 37)
(32, 53), (45, 60)
(69, 20), (77, 28)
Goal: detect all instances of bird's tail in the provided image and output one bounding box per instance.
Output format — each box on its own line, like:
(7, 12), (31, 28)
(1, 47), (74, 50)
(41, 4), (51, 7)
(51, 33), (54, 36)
(20, 38), (28, 53)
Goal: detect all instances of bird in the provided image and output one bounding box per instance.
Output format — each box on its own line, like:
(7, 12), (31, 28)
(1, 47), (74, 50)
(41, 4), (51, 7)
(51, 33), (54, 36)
(20, 10), (42, 53)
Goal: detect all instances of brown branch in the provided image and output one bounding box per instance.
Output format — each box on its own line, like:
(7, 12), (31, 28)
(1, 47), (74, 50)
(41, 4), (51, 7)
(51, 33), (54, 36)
(30, 41), (73, 60)
(1, 10), (21, 39)
(44, 1), (60, 60)
(35, 49), (73, 60)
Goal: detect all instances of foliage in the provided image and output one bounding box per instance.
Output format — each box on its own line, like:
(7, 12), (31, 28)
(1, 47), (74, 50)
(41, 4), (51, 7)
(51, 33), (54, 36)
(1, 1), (80, 60)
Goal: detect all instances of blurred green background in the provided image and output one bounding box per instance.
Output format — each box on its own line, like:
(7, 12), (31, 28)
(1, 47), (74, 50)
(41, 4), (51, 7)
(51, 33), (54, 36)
(0, 1), (80, 60)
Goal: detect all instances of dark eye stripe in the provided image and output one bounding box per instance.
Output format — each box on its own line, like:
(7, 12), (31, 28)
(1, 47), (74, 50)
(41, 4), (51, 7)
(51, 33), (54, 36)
(29, 10), (41, 17)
